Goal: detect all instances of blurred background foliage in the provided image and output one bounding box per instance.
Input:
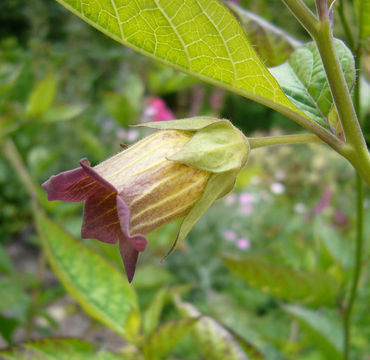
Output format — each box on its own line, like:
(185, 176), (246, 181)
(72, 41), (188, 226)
(0, 0), (369, 359)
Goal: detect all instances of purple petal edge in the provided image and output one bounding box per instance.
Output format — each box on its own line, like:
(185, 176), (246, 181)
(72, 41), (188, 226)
(119, 238), (139, 283)
(42, 165), (94, 202)
(116, 196), (148, 252)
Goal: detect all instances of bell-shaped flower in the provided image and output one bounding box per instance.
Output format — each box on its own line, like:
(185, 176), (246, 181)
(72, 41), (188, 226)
(42, 117), (249, 282)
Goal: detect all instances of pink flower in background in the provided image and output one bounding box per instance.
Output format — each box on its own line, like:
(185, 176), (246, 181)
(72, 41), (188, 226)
(239, 193), (254, 214)
(314, 187), (332, 214)
(237, 238), (251, 250)
(145, 97), (174, 122)
(334, 209), (348, 227)
(223, 230), (237, 242)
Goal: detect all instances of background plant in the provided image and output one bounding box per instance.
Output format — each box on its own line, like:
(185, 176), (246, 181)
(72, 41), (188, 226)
(0, 0), (369, 359)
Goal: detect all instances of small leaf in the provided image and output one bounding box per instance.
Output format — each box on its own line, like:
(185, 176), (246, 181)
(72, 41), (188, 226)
(143, 288), (168, 334)
(269, 39), (355, 127)
(284, 305), (343, 359)
(26, 73), (57, 117)
(223, 256), (340, 307)
(55, 0), (307, 120)
(36, 213), (140, 339)
(42, 104), (86, 123)
(175, 299), (251, 360)
(169, 121), (249, 173)
(141, 318), (199, 360)
(226, 2), (301, 66)
(0, 315), (19, 344)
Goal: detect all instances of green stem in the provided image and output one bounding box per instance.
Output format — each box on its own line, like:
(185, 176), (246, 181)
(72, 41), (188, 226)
(249, 133), (321, 149)
(313, 21), (370, 185)
(2, 138), (40, 199)
(343, 174), (364, 359)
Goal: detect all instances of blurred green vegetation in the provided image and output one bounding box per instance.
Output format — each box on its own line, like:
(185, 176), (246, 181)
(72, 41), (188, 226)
(0, 1), (369, 359)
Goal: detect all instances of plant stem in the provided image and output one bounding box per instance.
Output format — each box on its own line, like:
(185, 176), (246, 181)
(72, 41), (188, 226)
(249, 133), (321, 149)
(2, 138), (40, 199)
(343, 174), (364, 359)
(313, 20), (370, 185)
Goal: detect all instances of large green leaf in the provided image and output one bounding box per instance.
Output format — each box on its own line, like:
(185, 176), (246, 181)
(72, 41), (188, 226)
(225, 2), (301, 67)
(0, 338), (120, 360)
(269, 39), (355, 127)
(141, 318), (199, 360)
(36, 213), (140, 339)
(223, 256), (339, 307)
(284, 305), (343, 359)
(55, 0), (306, 120)
(175, 298), (257, 360)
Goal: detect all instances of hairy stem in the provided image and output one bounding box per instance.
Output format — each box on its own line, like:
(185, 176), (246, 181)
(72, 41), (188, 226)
(249, 133), (321, 149)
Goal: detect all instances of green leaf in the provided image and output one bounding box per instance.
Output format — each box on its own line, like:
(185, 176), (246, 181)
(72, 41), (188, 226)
(141, 318), (199, 360)
(175, 299), (251, 360)
(0, 338), (121, 360)
(143, 288), (168, 334)
(42, 104), (86, 123)
(26, 73), (57, 117)
(0, 315), (19, 344)
(166, 170), (238, 257)
(223, 256), (340, 307)
(225, 2), (301, 67)
(169, 121), (249, 173)
(36, 213), (140, 339)
(55, 0), (306, 119)
(269, 39), (355, 127)
(284, 305), (343, 359)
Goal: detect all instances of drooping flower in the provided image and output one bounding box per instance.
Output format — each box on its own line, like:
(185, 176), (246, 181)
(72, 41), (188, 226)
(42, 117), (250, 282)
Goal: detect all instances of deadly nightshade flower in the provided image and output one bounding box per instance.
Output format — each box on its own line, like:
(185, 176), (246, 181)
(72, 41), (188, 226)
(42, 117), (249, 282)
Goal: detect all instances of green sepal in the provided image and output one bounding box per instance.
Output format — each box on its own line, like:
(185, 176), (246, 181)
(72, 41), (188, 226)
(135, 117), (222, 131)
(168, 121), (249, 173)
(164, 170), (238, 258)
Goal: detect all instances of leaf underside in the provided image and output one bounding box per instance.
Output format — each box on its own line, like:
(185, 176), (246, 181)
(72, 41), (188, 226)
(269, 40), (355, 128)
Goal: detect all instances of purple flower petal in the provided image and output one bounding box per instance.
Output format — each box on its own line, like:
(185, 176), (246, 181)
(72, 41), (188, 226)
(116, 196), (148, 252)
(79, 158), (117, 193)
(81, 189), (121, 244)
(42, 165), (97, 202)
(119, 237), (139, 283)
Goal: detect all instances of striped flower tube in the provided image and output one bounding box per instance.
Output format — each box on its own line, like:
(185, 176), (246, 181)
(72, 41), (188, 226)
(42, 117), (249, 282)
